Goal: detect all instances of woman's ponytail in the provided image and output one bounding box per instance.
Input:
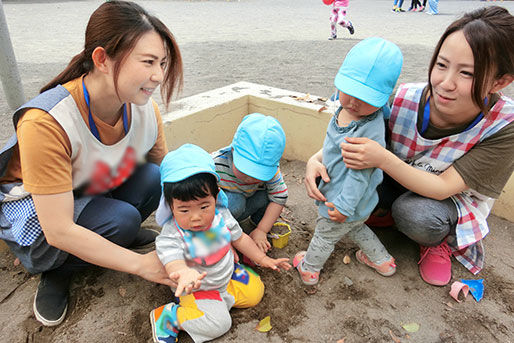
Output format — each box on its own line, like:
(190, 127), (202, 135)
(40, 50), (92, 93)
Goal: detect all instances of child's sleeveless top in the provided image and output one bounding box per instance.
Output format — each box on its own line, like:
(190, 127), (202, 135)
(389, 83), (514, 274)
(0, 84), (158, 245)
(173, 209), (232, 266)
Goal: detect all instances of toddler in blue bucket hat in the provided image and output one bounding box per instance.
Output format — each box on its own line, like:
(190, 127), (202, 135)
(294, 37), (403, 286)
(212, 113), (288, 256)
(151, 143), (290, 343)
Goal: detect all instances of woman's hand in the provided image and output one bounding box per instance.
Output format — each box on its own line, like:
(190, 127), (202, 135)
(341, 137), (387, 170)
(305, 150), (329, 201)
(138, 251), (178, 288)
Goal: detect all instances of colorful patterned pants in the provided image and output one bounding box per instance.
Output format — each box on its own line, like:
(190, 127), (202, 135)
(152, 264), (264, 343)
(330, 6), (350, 36)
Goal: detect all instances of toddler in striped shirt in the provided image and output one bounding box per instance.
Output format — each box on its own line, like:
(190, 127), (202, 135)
(212, 113), (288, 255)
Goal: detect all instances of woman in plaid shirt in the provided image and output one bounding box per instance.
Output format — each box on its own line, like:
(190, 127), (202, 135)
(305, 6), (514, 287)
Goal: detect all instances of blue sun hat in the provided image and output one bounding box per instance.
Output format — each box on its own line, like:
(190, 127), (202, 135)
(231, 113), (286, 182)
(334, 37), (403, 108)
(156, 143), (227, 225)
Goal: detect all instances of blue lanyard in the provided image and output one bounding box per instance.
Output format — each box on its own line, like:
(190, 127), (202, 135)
(421, 96), (485, 135)
(82, 78), (128, 143)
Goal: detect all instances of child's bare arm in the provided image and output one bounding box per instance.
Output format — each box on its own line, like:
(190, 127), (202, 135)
(165, 260), (207, 296)
(232, 233), (291, 271)
(251, 202), (284, 252)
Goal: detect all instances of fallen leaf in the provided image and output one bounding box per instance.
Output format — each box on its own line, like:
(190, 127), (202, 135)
(256, 316), (272, 332)
(343, 255), (351, 264)
(402, 322), (420, 333)
(13, 258), (20, 267)
(389, 329), (401, 343)
(118, 287), (127, 297)
(318, 106), (327, 112)
(336, 338), (346, 343)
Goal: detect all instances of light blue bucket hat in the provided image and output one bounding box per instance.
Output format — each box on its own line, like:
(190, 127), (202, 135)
(156, 144), (227, 225)
(334, 37), (403, 108)
(231, 113), (286, 182)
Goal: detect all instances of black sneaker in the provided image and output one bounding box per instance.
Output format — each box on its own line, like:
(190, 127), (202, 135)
(347, 22), (355, 35)
(33, 270), (71, 326)
(130, 228), (160, 251)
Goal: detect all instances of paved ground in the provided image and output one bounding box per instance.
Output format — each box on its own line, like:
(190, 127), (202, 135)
(1, 1), (513, 342)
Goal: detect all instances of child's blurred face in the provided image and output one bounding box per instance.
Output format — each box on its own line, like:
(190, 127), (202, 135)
(232, 165), (262, 183)
(339, 90), (379, 117)
(170, 193), (216, 232)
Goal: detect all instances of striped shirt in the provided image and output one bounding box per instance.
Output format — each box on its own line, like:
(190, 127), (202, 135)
(211, 147), (288, 205)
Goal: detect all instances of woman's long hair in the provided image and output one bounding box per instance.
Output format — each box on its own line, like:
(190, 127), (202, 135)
(428, 6), (514, 113)
(40, 1), (183, 106)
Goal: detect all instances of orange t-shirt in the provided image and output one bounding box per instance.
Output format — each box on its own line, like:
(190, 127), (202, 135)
(0, 78), (168, 195)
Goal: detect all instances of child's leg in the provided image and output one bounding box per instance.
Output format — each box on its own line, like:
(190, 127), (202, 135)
(151, 291), (233, 343)
(226, 263), (265, 308)
(347, 221), (396, 276)
(301, 217), (357, 272)
(225, 190), (269, 226)
(335, 7), (350, 28)
(245, 190), (270, 226)
(347, 221), (392, 264)
(224, 191), (248, 221)
(329, 7), (338, 37)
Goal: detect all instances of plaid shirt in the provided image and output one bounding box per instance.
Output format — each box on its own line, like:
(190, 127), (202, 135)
(389, 83), (514, 274)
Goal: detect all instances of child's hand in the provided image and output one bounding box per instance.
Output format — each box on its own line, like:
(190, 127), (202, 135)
(250, 229), (271, 253)
(325, 202), (347, 223)
(169, 268), (207, 297)
(258, 256), (291, 271)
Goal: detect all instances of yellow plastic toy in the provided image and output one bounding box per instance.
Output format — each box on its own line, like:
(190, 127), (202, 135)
(269, 222), (291, 249)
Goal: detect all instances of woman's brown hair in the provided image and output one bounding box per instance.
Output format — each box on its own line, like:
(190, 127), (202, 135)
(40, 0), (183, 106)
(428, 6), (514, 113)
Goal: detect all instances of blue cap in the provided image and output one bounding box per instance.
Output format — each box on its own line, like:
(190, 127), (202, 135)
(157, 143), (228, 226)
(334, 37), (403, 108)
(160, 143), (219, 185)
(231, 113), (286, 182)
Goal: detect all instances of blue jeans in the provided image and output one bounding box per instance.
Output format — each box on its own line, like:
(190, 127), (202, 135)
(225, 190), (269, 228)
(7, 163), (161, 274)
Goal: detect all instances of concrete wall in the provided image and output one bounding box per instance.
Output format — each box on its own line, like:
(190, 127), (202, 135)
(162, 81), (514, 222)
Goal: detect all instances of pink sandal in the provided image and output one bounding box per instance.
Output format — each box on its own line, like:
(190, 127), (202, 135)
(293, 251), (320, 285)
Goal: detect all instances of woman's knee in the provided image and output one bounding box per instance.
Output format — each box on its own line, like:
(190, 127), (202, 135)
(77, 198), (141, 247)
(392, 192), (456, 245)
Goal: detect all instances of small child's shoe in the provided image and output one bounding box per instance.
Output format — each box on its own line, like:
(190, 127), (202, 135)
(293, 251), (319, 285)
(328, 34), (337, 40)
(150, 302), (180, 343)
(356, 250), (396, 277)
(347, 22), (355, 35)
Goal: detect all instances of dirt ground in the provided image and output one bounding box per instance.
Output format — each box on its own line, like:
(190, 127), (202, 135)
(1, 160), (513, 343)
